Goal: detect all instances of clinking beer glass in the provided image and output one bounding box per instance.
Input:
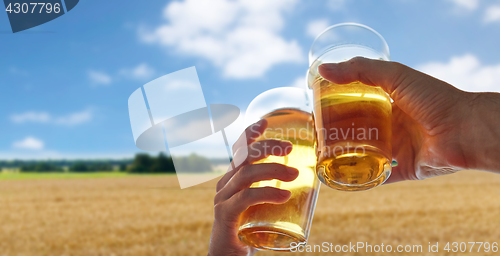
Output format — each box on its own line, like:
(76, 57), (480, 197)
(237, 87), (320, 251)
(308, 23), (392, 191)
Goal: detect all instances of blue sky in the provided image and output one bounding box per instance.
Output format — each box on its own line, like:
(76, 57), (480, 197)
(1, 0), (499, 159)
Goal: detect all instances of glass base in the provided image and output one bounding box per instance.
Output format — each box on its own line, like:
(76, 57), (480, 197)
(317, 152), (391, 191)
(238, 223), (306, 251)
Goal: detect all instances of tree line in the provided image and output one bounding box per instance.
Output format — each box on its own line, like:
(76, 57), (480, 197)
(0, 153), (223, 173)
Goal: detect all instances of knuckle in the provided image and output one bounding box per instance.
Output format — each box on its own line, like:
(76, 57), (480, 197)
(390, 62), (410, 90)
(349, 56), (362, 65)
(216, 179), (224, 192)
(213, 202), (226, 218)
(236, 165), (251, 181)
(213, 191), (222, 205)
(239, 188), (253, 201)
(350, 56), (370, 70)
(391, 61), (405, 73)
(391, 60), (405, 69)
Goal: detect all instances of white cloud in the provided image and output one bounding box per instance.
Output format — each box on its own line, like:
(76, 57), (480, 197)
(11, 112), (50, 123)
(12, 137), (44, 150)
(140, 0), (303, 79)
(54, 110), (92, 126)
(484, 5), (500, 23)
(11, 109), (92, 126)
(0, 150), (138, 160)
(417, 54), (500, 93)
(88, 70), (112, 85)
(445, 0), (479, 11)
(120, 63), (156, 80)
(306, 19), (330, 38)
(290, 76), (306, 89)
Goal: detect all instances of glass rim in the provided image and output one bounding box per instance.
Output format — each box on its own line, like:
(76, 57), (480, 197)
(244, 87), (312, 126)
(309, 22), (390, 64)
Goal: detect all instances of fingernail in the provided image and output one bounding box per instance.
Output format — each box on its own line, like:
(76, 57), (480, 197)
(319, 63), (338, 70)
(281, 141), (293, 154)
(287, 167), (298, 175)
(254, 119), (266, 127)
(279, 189), (291, 197)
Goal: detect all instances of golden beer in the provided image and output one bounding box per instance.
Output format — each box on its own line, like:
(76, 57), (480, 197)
(238, 108), (320, 251)
(307, 23), (392, 191)
(310, 74), (392, 191)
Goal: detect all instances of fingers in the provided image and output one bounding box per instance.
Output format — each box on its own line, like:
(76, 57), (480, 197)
(214, 163), (298, 204)
(244, 139), (293, 164)
(214, 187), (291, 222)
(318, 57), (412, 95)
(215, 119), (268, 193)
(216, 139), (293, 192)
(232, 119), (268, 154)
(318, 57), (465, 130)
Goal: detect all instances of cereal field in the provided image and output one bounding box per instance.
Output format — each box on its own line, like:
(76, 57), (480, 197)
(1, 171), (500, 255)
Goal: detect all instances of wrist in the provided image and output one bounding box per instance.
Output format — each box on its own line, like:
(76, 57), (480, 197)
(463, 92), (500, 172)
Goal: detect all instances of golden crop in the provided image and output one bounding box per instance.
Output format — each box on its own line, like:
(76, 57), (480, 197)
(0, 170), (499, 255)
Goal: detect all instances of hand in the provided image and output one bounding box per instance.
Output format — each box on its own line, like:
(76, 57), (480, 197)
(319, 57), (500, 182)
(208, 119), (299, 256)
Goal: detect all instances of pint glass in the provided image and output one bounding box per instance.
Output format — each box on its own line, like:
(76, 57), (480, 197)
(308, 23), (392, 191)
(237, 87), (320, 251)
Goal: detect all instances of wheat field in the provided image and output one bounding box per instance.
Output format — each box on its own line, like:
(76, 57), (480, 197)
(1, 170), (500, 255)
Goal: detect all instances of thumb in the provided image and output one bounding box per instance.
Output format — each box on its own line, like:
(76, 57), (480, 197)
(318, 57), (404, 94)
(318, 57), (465, 130)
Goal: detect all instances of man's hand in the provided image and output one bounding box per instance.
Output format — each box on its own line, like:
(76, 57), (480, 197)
(319, 57), (500, 182)
(208, 119), (298, 256)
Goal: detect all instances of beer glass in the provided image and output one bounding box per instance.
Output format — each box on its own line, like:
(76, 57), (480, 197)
(237, 87), (320, 251)
(307, 23), (392, 191)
